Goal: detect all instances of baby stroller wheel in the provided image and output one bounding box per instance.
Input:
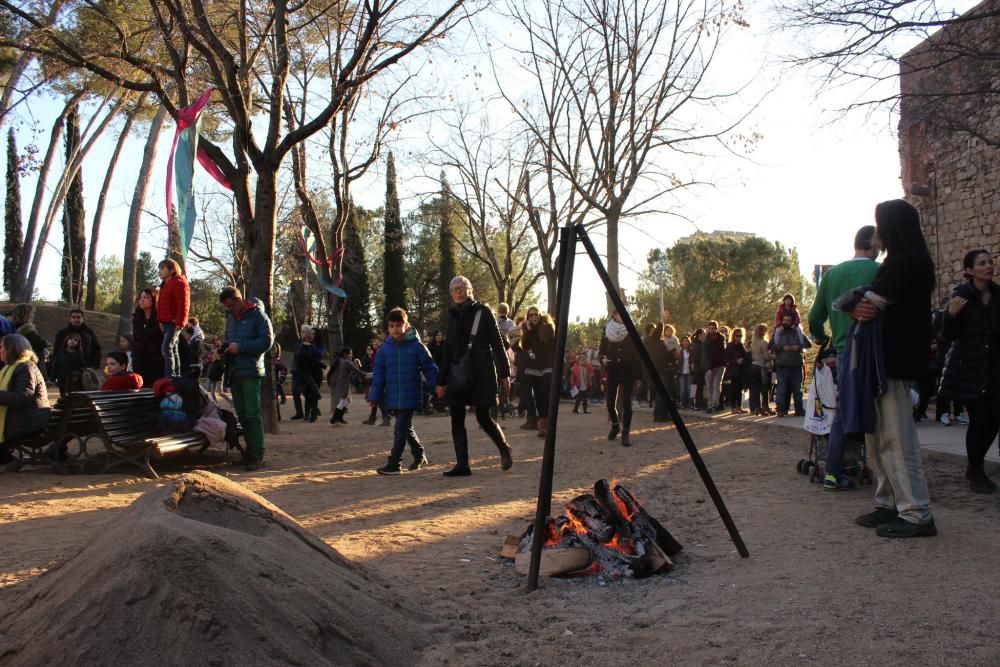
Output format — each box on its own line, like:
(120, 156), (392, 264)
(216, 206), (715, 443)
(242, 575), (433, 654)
(796, 459), (809, 475)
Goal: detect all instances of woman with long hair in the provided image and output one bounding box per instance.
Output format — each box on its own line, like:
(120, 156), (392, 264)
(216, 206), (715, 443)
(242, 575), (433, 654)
(939, 248), (1000, 493)
(749, 324), (773, 415)
(515, 306), (556, 438)
(132, 288), (165, 386)
(850, 199), (936, 538)
(723, 327), (748, 414)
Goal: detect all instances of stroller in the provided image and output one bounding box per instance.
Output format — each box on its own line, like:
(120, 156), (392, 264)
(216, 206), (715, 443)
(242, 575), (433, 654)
(796, 346), (872, 486)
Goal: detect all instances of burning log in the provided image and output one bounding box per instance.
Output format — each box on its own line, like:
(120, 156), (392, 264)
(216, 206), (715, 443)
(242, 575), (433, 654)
(613, 484), (683, 558)
(514, 547), (592, 577)
(504, 480), (681, 580)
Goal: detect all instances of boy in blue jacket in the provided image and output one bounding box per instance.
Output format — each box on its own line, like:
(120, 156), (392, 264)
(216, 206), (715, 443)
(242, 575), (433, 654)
(370, 308), (439, 475)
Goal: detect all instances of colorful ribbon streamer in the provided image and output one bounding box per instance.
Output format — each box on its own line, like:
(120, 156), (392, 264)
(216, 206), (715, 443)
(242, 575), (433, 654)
(165, 90), (233, 258)
(301, 227), (347, 297)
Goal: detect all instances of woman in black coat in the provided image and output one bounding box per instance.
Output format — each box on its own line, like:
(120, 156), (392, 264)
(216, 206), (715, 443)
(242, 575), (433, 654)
(0, 333), (51, 471)
(600, 310), (640, 446)
(513, 307), (556, 437)
(435, 276), (512, 476)
(939, 248), (1000, 493)
(132, 288), (165, 387)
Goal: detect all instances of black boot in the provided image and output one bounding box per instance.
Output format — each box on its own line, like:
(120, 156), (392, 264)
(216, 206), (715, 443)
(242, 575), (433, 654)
(443, 429), (472, 476)
(363, 405), (377, 425)
(330, 408), (343, 425)
(290, 395), (304, 420)
(336, 408), (348, 424)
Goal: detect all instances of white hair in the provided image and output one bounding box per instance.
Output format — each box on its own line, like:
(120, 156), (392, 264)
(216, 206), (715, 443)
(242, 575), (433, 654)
(300, 324), (313, 334)
(449, 276), (472, 290)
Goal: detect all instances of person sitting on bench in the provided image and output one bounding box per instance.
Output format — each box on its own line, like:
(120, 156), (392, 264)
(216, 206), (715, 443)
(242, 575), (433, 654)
(100, 351), (144, 390)
(0, 334), (51, 472)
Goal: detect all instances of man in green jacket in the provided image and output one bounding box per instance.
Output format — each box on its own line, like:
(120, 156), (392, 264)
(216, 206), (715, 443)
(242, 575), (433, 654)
(221, 286), (275, 471)
(807, 225), (880, 490)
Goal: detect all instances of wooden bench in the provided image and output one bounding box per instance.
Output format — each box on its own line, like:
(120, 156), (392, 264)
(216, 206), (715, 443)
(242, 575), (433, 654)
(62, 390), (243, 479)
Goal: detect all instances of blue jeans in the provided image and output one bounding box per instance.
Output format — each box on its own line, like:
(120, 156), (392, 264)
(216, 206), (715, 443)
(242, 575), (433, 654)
(775, 365), (804, 415)
(677, 373), (691, 407)
(388, 409), (423, 465)
(826, 351), (848, 477)
(161, 323), (180, 377)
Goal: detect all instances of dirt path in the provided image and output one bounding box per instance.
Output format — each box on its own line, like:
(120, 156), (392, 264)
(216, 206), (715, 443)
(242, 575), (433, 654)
(2, 404), (998, 665)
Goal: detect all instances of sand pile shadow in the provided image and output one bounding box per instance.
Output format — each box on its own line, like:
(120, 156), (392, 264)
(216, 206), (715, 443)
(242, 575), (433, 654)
(0, 471), (434, 666)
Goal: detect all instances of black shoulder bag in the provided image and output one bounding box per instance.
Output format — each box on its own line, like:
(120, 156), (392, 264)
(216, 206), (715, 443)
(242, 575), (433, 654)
(447, 309), (482, 394)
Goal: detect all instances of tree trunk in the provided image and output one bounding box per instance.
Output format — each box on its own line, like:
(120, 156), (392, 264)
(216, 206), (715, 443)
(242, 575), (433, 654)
(248, 165), (279, 435)
(118, 106), (167, 339)
(12, 98), (74, 301)
(25, 93), (120, 301)
(88, 97), (143, 311)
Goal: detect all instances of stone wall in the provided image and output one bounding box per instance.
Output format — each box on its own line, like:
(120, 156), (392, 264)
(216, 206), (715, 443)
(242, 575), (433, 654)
(898, 0), (1000, 302)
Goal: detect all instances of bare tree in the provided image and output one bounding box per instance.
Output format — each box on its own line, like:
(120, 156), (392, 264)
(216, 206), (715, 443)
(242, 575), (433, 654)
(502, 0), (750, 298)
(431, 106), (543, 312)
(778, 1), (1000, 141)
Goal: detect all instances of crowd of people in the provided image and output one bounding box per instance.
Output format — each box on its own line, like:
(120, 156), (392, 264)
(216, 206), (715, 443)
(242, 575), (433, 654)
(1, 199), (997, 542)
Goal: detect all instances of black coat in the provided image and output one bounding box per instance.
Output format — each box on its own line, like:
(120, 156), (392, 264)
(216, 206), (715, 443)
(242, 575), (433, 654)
(53, 323), (102, 369)
(0, 362), (51, 441)
(439, 298), (510, 407)
(132, 311), (165, 386)
(939, 280), (1000, 403)
(599, 332), (639, 381)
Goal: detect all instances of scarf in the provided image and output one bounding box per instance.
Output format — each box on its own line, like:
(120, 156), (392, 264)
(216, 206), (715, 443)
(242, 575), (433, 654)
(0, 357), (30, 443)
(605, 319), (628, 343)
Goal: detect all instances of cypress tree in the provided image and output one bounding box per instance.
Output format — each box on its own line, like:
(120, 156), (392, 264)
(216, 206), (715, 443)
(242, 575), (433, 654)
(382, 151), (407, 317)
(61, 105), (86, 305)
(437, 172), (457, 328)
(342, 203), (374, 354)
(4, 127), (22, 297)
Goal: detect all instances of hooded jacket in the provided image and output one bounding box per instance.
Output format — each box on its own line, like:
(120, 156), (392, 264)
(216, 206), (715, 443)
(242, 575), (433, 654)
(222, 297), (275, 379)
(369, 327), (439, 410)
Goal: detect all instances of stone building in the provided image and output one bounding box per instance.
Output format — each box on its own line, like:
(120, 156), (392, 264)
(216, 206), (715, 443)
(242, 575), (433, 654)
(898, 0), (1000, 301)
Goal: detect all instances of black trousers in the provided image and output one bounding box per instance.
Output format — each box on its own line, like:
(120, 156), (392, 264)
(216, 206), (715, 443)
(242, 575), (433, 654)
(965, 398), (1000, 470)
(606, 375), (633, 433)
(523, 372), (552, 421)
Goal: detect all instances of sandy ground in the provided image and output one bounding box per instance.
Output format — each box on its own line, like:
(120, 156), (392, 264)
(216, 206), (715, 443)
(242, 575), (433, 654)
(2, 401), (999, 666)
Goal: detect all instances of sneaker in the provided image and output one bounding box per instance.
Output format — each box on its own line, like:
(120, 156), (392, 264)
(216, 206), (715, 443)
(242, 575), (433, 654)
(875, 517), (937, 538)
(376, 463), (402, 476)
(823, 473), (856, 491)
(955, 414), (969, 425)
(290, 414), (304, 420)
(362, 417), (376, 425)
(408, 456), (429, 471)
(854, 507), (898, 528)
(939, 413), (952, 426)
(442, 465), (472, 477)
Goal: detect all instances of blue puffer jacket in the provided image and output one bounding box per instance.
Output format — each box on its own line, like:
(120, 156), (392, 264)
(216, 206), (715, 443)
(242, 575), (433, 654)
(368, 328), (439, 410)
(223, 297), (275, 379)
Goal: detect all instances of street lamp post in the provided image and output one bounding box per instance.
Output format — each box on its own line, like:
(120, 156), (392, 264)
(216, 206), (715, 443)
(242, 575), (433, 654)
(656, 261), (669, 314)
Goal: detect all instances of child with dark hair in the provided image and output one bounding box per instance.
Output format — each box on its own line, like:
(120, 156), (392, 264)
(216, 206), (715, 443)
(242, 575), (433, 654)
(570, 354), (593, 414)
(101, 351), (144, 390)
(328, 347), (365, 424)
(774, 294), (801, 330)
(53, 332), (87, 396)
(369, 308), (439, 474)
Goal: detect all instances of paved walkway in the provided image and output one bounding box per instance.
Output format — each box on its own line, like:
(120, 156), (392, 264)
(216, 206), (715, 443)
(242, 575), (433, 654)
(684, 406), (1000, 468)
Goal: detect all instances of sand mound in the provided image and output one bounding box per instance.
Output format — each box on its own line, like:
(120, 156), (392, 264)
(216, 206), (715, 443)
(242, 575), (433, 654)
(0, 471), (433, 666)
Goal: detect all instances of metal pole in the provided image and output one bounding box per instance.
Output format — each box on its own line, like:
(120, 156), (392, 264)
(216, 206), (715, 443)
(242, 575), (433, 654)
(527, 225), (577, 592)
(574, 224), (750, 558)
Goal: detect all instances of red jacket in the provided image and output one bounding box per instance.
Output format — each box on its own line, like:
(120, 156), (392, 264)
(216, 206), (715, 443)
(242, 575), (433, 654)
(101, 372), (144, 391)
(570, 362), (593, 389)
(158, 274), (191, 326)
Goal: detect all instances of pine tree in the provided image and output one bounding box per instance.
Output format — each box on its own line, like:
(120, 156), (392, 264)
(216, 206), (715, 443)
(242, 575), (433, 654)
(4, 127), (23, 297)
(135, 251), (159, 292)
(61, 105), (86, 305)
(342, 203), (375, 354)
(382, 151), (407, 317)
(436, 172), (457, 328)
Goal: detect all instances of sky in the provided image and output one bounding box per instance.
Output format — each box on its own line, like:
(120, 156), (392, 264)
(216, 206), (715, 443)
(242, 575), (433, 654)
(5, 3), (909, 323)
